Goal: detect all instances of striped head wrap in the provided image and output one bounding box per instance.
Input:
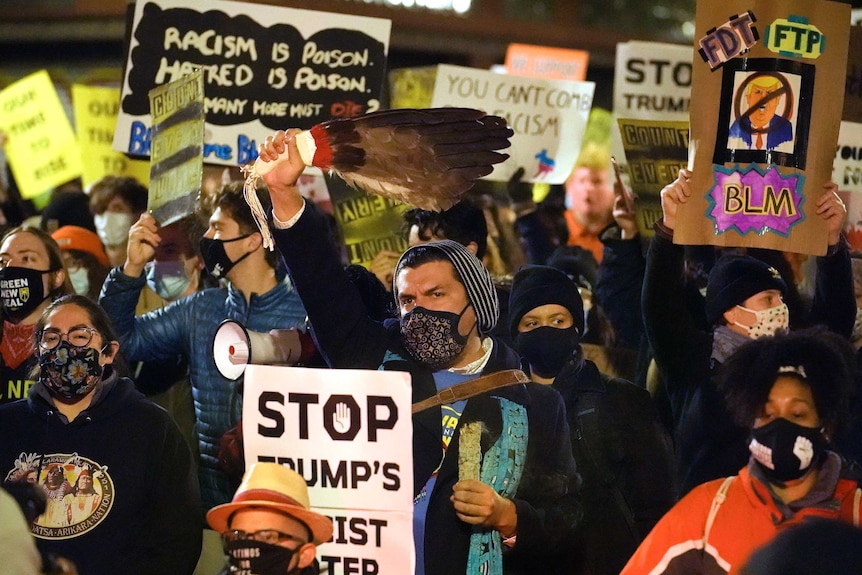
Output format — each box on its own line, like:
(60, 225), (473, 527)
(393, 239), (499, 334)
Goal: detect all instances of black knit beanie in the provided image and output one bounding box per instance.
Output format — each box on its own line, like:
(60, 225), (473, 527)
(508, 265), (585, 336)
(705, 253), (787, 325)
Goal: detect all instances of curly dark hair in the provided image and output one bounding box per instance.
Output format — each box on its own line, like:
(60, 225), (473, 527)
(718, 326), (855, 435)
(401, 199), (488, 259)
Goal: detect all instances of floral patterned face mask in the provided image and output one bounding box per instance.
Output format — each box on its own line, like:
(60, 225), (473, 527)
(38, 340), (105, 404)
(400, 303), (473, 370)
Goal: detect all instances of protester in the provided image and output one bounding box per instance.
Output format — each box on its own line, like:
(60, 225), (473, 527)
(511, 109), (615, 266)
(207, 462), (334, 575)
(621, 326), (862, 574)
(51, 225), (110, 300)
(739, 518), (862, 575)
(40, 189), (96, 234)
(0, 226), (73, 405)
(371, 199), (515, 345)
(508, 265), (676, 575)
(88, 176), (148, 269)
(258, 130), (581, 575)
(99, 184), (309, 511)
(643, 169), (854, 493)
(0, 294), (201, 574)
(132, 215), (210, 462)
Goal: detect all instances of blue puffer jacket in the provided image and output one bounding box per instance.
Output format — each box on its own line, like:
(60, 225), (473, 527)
(99, 268), (308, 510)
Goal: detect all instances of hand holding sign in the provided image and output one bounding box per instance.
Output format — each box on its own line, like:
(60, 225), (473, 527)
(658, 169), (692, 232)
(815, 181), (847, 246)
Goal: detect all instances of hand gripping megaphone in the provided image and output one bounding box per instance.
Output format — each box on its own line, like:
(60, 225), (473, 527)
(212, 319), (307, 380)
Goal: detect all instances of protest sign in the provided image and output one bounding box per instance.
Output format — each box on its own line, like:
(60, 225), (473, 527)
(388, 67), (437, 109)
(504, 43), (589, 82)
(327, 174), (410, 269)
(0, 70), (81, 198)
(835, 121), (862, 193)
(431, 64), (594, 184)
(678, 0), (850, 255)
(147, 70), (204, 225)
(611, 41), (692, 201)
(617, 119), (691, 236)
(114, 0), (391, 166)
(71, 84), (150, 188)
(244, 365), (413, 575)
(613, 41), (693, 121)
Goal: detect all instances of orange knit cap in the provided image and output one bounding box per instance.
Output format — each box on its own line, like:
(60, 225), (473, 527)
(52, 225), (109, 267)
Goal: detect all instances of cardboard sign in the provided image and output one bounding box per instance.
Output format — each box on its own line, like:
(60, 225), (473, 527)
(617, 119), (691, 236)
(835, 121), (862, 193)
(504, 43), (589, 82)
(147, 70), (204, 226)
(844, 26), (862, 124)
(71, 84), (150, 188)
(431, 64), (595, 184)
(114, 0), (391, 166)
(678, 0), (851, 255)
(243, 365), (414, 575)
(326, 174), (410, 269)
(613, 41), (693, 121)
(0, 70), (82, 198)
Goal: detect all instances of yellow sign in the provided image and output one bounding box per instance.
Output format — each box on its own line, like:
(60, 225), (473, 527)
(765, 17), (825, 59)
(0, 70), (82, 198)
(72, 85), (150, 188)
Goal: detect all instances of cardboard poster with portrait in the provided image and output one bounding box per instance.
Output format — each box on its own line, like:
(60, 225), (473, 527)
(677, 0), (850, 255)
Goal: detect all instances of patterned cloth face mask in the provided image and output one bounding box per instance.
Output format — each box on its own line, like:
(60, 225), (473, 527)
(733, 302), (789, 339)
(401, 303), (473, 371)
(39, 340), (106, 404)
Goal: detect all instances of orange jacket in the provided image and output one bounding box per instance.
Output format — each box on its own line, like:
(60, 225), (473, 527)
(620, 462), (862, 575)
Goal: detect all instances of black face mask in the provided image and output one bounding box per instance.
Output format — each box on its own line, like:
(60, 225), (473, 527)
(0, 266), (52, 323)
(514, 326), (579, 378)
(224, 538), (298, 575)
(200, 234), (254, 279)
(401, 304), (473, 371)
(748, 417), (827, 482)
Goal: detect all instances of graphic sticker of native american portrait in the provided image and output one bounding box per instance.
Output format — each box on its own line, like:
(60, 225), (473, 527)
(5, 452), (114, 539)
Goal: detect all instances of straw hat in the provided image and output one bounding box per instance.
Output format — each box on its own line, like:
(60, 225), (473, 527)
(206, 463), (333, 545)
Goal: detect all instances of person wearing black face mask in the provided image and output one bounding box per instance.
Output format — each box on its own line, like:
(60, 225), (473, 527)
(0, 294), (201, 575)
(622, 326), (862, 575)
(0, 226), (73, 405)
(508, 265), (677, 575)
(99, 184), (309, 518)
(208, 462), (333, 575)
(258, 131), (581, 575)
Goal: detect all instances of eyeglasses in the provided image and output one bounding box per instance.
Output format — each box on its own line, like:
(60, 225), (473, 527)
(221, 529), (307, 547)
(38, 327), (98, 351)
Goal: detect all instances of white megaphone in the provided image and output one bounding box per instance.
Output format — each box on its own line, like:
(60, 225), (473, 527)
(212, 319), (305, 380)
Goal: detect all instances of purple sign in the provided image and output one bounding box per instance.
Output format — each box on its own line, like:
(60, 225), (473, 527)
(707, 163), (804, 236)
